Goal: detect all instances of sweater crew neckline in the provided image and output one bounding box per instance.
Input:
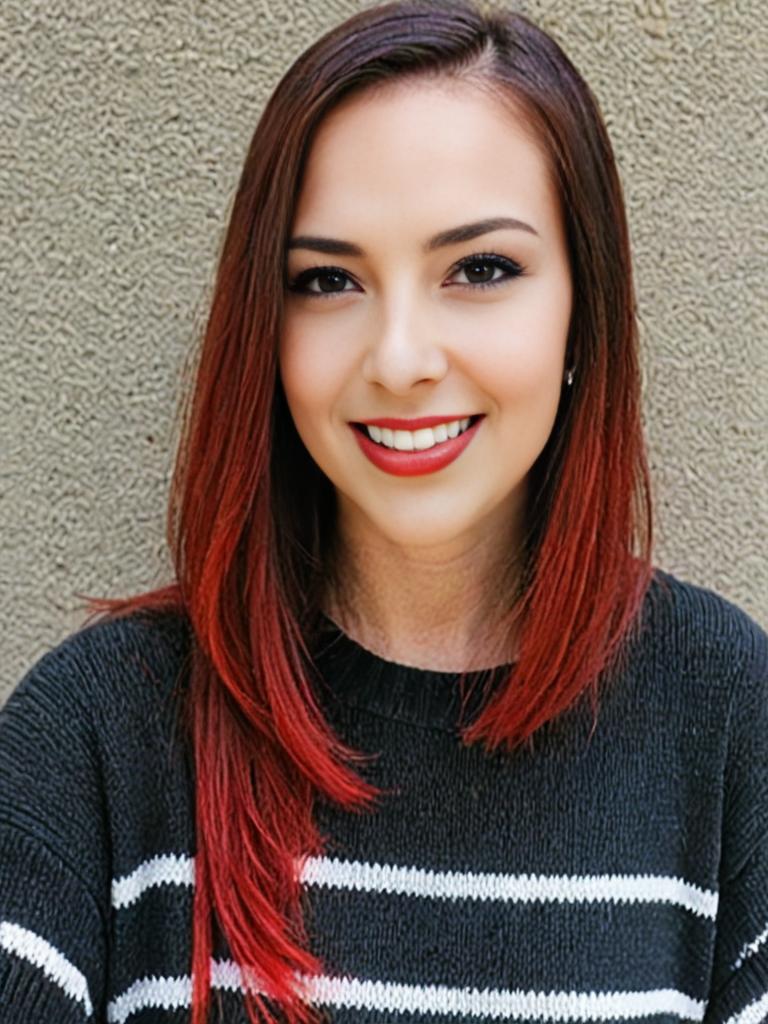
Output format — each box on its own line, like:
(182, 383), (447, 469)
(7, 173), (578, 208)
(312, 612), (515, 732)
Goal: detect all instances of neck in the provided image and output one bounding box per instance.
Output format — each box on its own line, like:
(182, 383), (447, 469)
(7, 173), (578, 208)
(323, 514), (525, 673)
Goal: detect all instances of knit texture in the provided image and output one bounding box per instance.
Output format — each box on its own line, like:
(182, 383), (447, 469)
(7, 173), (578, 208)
(0, 569), (766, 1024)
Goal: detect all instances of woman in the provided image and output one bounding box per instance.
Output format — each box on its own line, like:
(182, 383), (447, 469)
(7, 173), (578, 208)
(1, 1), (765, 1022)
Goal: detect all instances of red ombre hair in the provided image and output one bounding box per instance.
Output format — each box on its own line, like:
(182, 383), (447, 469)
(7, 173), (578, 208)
(80, 1), (653, 1020)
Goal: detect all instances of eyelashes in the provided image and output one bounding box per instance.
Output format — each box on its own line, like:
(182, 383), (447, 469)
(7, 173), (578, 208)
(285, 252), (525, 300)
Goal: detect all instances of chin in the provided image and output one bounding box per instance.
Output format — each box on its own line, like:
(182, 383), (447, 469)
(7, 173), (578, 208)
(337, 481), (523, 551)
(366, 510), (480, 550)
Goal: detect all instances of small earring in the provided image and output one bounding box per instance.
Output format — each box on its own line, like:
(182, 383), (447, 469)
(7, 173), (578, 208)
(565, 367), (575, 387)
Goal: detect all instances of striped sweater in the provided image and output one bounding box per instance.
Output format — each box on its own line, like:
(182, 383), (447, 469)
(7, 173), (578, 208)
(1, 569), (767, 1024)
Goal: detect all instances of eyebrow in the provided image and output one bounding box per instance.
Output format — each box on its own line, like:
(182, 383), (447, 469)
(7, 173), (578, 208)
(286, 216), (539, 257)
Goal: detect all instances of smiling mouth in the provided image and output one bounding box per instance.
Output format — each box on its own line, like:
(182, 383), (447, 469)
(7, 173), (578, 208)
(351, 414), (484, 451)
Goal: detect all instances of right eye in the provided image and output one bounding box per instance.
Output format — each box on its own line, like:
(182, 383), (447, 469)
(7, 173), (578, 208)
(286, 267), (358, 300)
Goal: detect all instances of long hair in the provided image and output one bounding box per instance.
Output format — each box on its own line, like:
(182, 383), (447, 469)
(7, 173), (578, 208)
(81, 1), (653, 1020)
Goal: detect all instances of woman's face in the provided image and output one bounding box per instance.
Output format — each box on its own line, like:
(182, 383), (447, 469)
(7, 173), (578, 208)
(279, 79), (572, 554)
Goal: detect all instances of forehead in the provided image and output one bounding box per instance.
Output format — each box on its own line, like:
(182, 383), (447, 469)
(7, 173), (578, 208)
(291, 78), (559, 241)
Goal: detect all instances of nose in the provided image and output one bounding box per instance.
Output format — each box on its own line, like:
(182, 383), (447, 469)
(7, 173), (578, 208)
(361, 295), (449, 396)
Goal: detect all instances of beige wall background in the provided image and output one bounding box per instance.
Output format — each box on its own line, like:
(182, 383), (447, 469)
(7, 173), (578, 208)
(1, 0), (766, 701)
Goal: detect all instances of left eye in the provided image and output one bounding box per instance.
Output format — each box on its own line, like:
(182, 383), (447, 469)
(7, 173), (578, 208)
(451, 255), (524, 288)
(286, 253), (525, 299)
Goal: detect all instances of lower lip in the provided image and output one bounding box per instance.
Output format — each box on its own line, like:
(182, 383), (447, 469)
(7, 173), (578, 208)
(350, 417), (484, 477)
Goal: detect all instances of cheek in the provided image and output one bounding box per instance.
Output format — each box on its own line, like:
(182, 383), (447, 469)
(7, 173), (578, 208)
(469, 292), (570, 412)
(278, 324), (342, 427)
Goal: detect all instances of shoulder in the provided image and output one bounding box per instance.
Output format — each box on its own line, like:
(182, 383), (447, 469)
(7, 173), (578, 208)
(0, 607), (195, 827)
(0, 609), (195, 902)
(636, 568), (767, 687)
(2, 608), (193, 731)
(1, 604), (194, 743)
(0, 608), (194, 836)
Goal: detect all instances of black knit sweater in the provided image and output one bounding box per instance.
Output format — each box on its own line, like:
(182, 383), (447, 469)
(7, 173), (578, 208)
(1, 569), (767, 1024)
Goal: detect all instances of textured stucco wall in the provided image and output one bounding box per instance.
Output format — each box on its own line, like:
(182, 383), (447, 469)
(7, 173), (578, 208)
(2, 0), (766, 701)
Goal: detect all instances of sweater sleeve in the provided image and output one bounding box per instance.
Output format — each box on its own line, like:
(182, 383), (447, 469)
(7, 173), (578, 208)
(703, 618), (768, 1024)
(0, 638), (110, 1022)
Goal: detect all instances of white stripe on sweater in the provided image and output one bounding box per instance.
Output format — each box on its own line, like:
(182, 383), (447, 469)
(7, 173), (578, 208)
(309, 974), (707, 1020)
(301, 855), (719, 918)
(107, 959), (246, 1023)
(723, 991), (768, 1024)
(107, 959), (707, 1023)
(111, 852), (718, 919)
(112, 853), (194, 909)
(0, 920), (93, 1016)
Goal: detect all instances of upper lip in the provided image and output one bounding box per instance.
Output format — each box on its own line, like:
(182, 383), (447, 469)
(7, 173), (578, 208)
(354, 414), (481, 429)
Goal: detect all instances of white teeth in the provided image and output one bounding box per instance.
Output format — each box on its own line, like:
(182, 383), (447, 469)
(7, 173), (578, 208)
(411, 428), (434, 451)
(364, 417), (473, 451)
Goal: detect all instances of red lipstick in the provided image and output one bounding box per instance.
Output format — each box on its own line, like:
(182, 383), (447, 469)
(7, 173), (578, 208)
(356, 414), (477, 430)
(350, 415), (484, 477)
